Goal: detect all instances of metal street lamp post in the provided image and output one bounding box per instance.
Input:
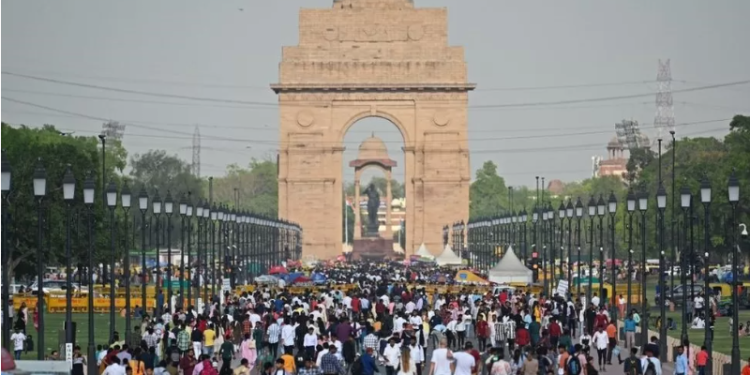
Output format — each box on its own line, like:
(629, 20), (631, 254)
(32, 160), (48, 359)
(105, 180), (118, 343)
(138, 188), (148, 317)
(638, 190), (649, 348)
(679, 184), (692, 343)
(195, 201), (205, 309)
(656, 182), (667, 361)
(728, 171), (740, 375)
(596, 195), (606, 303)
(625, 189), (636, 316)
(587, 196), (596, 305)
(1, 153), (11, 350)
(575, 198), (583, 298)
(120, 182), (131, 343)
(164, 191), (174, 313)
(62, 166), (75, 351)
(542, 208), (549, 295)
(607, 191), (617, 321)
(152, 191), (162, 315)
(210, 204), (218, 299)
(699, 176), (713, 375)
(83, 174), (96, 375)
(186, 199), (193, 306)
(565, 201), (573, 291)
(179, 194), (188, 309)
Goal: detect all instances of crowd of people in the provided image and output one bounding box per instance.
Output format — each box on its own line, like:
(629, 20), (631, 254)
(24, 262), (748, 375)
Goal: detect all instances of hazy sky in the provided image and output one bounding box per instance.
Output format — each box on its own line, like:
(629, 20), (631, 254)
(2, 0), (749, 188)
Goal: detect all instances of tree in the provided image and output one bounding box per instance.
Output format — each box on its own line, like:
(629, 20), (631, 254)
(209, 159), (278, 217)
(1, 123), (128, 282)
(469, 161), (508, 219)
(367, 177), (404, 199)
(129, 150), (204, 201)
(342, 200), (354, 244)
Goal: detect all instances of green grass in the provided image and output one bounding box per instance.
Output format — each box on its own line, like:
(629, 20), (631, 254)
(15, 313), (130, 359)
(639, 276), (750, 359)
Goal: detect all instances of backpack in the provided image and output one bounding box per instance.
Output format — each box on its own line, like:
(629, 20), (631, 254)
(350, 357), (363, 375)
(627, 357), (643, 375)
(201, 361), (218, 375)
(644, 359), (657, 375)
(567, 355), (582, 375)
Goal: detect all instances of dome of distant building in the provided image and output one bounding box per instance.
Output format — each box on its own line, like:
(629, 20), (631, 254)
(357, 133), (390, 160)
(607, 136), (624, 150)
(547, 179), (565, 195)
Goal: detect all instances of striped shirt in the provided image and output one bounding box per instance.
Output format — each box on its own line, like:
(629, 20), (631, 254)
(267, 323), (281, 344)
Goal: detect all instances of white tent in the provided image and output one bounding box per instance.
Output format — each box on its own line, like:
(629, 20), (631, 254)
(436, 244), (463, 266)
(488, 246), (533, 283)
(415, 243), (434, 259)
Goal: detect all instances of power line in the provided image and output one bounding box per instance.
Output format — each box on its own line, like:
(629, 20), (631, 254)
(3, 95), (731, 145)
(4, 71), (748, 109)
(2, 67), (656, 92)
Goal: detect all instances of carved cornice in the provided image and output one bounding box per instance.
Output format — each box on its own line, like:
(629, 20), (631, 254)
(271, 83), (476, 94)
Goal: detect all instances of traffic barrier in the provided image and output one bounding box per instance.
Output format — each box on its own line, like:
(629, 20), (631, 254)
(14, 296), (156, 313)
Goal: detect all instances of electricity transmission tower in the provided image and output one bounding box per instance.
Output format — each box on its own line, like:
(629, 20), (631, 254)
(101, 121), (126, 140)
(653, 59), (675, 144)
(192, 125), (201, 177)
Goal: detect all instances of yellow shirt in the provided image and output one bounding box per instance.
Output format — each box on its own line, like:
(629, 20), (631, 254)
(204, 329), (216, 346)
(281, 354), (296, 373)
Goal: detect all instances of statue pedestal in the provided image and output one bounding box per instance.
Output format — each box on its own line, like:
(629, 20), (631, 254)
(352, 237), (394, 261)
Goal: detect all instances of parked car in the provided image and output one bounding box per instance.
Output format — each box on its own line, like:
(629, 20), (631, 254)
(655, 284), (705, 306)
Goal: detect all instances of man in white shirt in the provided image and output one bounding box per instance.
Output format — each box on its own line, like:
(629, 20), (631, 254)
(101, 356), (126, 375)
(409, 336), (425, 375)
(694, 294), (705, 316)
(303, 327), (318, 358)
(451, 344), (476, 375)
(430, 339), (453, 375)
(591, 293), (600, 307)
(592, 326), (610, 372)
(394, 314), (407, 334)
(382, 338), (401, 375)
(10, 329), (26, 359)
(281, 318), (296, 354)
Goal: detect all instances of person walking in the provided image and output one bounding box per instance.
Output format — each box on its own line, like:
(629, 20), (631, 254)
(592, 326), (609, 372)
(428, 338), (453, 375)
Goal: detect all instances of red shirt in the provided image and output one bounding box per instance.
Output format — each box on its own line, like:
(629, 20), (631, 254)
(516, 328), (530, 347)
(548, 322), (562, 337)
(696, 350), (709, 366)
(351, 297), (361, 312)
(476, 321), (489, 338)
(469, 349), (481, 373)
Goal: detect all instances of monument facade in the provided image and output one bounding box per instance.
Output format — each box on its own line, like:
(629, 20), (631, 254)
(273, 0), (473, 259)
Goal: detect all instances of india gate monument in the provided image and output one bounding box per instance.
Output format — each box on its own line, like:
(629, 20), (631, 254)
(273, 0), (473, 259)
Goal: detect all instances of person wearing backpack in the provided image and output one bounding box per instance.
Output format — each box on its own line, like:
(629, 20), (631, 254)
(566, 347), (583, 375)
(639, 348), (662, 375)
(623, 348), (642, 375)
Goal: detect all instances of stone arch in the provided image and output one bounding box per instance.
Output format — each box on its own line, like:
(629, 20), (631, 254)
(273, 0), (474, 260)
(338, 111), (411, 147)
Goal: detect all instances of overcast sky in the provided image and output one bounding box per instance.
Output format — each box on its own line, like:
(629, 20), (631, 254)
(2, 0), (748, 188)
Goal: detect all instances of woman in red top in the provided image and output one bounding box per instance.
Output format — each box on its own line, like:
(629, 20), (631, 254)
(515, 326), (530, 347)
(475, 316), (490, 351)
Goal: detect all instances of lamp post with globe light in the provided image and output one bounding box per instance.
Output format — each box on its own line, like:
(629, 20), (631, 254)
(699, 176), (712, 375)
(83, 174), (97, 375)
(596, 195), (606, 302)
(1, 152), (11, 350)
(607, 191), (618, 321)
(575, 198), (583, 297)
(33, 160), (47, 360)
(106, 180), (118, 343)
(138, 188), (149, 316)
(62, 166), (75, 350)
(625, 189), (636, 316)
(586, 196), (596, 304)
(728, 171), (740, 375)
(680, 184), (692, 343)
(656, 182), (668, 361)
(638, 190), (649, 348)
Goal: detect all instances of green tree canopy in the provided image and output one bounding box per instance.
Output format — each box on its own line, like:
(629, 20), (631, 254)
(469, 161), (508, 219)
(1, 123), (128, 281)
(209, 159), (278, 217)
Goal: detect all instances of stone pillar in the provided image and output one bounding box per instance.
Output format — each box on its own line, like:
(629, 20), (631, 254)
(353, 171), (362, 240)
(385, 169), (393, 241)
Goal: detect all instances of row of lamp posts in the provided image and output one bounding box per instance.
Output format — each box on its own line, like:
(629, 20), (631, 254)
(456, 170), (743, 374)
(0, 155), (302, 372)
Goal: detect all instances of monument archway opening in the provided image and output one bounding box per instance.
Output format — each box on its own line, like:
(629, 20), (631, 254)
(342, 117), (405, 260)
(273, 0), (474, 260)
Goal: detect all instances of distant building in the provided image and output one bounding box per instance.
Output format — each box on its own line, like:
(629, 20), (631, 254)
(595, 136), (628, 179)
(547, 179), (565, 196)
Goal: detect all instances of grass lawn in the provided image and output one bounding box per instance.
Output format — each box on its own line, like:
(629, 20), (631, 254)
(639, 275), (750, 358)
(17, 313), (129, 360)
